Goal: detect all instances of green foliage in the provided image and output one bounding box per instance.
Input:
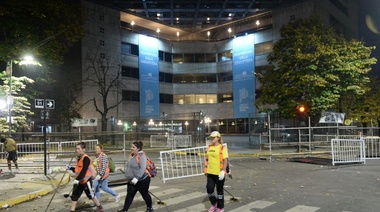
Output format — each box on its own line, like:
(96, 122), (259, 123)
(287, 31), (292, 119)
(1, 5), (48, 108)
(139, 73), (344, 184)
(257, 15), (377, 122)
(0, 0), (85, 65)
(0, 72), (34, 133)
(348, 75), (380, 125)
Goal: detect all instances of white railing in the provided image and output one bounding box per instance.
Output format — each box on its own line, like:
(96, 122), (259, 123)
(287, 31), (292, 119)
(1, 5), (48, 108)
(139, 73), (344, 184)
(0, 139), (98, 159)
(159, 144), (227, 183)
(364, 137), (380, 159)
(331, 139), (365, 166)
(150, 135), (169, 148)
(173, 135), (192, 148)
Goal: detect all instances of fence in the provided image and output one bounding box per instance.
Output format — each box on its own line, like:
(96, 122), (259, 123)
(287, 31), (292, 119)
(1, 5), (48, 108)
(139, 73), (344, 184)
(364, 137), (380, 159)
(150, 134), (192, 149)
(159, 144), (227, 183)
(331, 139), (365, 166)
(0, 139), (98, 159)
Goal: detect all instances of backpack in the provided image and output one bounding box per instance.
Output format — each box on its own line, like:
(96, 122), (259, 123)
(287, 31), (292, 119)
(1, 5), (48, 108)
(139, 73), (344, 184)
(108, 156), (115, 173)
(136, 153), (157, 178)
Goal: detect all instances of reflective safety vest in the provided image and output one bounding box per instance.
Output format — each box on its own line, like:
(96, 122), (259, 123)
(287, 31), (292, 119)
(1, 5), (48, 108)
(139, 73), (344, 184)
(204, 144), (228, 175)
(97, 152), (110, 179)
(75, 154), (96, 184)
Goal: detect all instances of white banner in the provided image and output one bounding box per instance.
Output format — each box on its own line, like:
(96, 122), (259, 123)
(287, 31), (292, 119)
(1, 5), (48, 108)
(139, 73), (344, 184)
(319, 112), (345, 124)
(72, 118), (97, 127)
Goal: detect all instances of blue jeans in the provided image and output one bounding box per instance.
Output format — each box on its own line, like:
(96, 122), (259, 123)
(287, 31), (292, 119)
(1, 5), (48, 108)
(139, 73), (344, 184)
(93, 178), (117, 200)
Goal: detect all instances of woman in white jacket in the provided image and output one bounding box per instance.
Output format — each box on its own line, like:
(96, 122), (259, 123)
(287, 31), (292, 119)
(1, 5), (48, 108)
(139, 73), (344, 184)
(117, 141), (154, 212)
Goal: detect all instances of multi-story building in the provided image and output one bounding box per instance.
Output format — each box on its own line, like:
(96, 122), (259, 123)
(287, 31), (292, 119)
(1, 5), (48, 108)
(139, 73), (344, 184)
(68, 0), (358, 136)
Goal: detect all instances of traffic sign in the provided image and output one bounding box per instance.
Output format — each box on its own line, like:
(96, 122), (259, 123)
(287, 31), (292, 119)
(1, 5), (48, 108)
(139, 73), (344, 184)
(45, 99), (55, 109)
(34, 99), (55, 109)
(35, 99), (44, 108)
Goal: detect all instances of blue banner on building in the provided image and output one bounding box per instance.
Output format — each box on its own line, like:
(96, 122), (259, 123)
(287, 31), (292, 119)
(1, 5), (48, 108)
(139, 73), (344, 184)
(139, 35), (160, 118)
(232, 34), (256, 118)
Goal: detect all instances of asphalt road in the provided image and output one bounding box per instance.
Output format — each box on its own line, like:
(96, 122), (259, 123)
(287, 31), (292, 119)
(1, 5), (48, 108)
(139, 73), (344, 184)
(7, 152), (380, 212)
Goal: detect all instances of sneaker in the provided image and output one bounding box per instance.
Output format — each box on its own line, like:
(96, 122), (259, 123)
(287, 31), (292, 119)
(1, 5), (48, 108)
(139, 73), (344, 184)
(14, 169), (20, 173)
(146, 208), (154, 212)
(115, 194), (121, 203)
(96, 205), (103, 212)
(215, 208), (224, 212)
(208, 204), (217, 212)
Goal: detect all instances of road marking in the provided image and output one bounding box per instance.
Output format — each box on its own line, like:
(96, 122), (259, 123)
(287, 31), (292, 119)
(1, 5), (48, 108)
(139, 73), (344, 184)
(229, 200), (276, 212)
(164, 191), (205, 205)
(285, 205), (320, 212)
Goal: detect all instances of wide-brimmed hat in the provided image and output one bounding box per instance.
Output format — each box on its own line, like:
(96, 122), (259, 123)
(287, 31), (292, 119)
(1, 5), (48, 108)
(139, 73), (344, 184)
(208, 131), (221, 138)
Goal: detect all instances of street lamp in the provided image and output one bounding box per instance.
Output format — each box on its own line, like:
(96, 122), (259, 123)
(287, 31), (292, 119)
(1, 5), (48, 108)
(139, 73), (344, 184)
(6, 56), (39, 136)
(185, 121), (189, 134)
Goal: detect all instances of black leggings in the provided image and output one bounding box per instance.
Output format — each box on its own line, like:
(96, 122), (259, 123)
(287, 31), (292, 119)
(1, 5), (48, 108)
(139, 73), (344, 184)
(206, 174), (225, 209)
(121, 177), (152, 211)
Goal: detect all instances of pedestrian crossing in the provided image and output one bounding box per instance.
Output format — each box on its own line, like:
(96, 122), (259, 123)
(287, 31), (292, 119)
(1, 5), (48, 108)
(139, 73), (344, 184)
(57, 184), (351, 212)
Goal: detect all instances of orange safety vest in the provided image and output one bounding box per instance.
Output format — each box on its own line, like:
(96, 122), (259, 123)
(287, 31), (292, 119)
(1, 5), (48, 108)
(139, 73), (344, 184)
(75, 154), (96, 184)
(204, 144), (228, 175)
(98, 152), (110, 179)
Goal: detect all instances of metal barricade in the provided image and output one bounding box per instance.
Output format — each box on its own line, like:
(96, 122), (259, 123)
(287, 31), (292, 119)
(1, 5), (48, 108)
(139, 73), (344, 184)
(159, 144), (227, 183)
(364, 137), (380, 159)
(150, 135), (169, 148)
(331, 139), (365, 166)
(59, 139), (98, 155)
(173, 135), (192, 148)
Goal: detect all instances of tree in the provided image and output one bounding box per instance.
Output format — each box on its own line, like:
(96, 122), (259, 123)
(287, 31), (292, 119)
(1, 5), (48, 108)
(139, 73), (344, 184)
(0, 69), (34, 133)
(0, 0), (84, 65)
(348, 75), (380, 127)
(257, 15), (377, 124)
(83, 49), (124, 135)
(0, 0), (85, 131)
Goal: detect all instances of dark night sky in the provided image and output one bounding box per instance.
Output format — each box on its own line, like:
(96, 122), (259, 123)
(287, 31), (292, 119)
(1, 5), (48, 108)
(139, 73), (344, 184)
(358, 0), (380, 74)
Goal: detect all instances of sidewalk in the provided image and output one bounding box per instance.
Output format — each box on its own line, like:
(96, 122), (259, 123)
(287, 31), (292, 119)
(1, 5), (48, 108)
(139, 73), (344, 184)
(0, 168), (71, 209)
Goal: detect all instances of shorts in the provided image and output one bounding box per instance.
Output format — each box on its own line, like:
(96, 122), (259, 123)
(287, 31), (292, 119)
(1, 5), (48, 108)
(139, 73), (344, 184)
(7, 151), (17, 161)
(71, 180), (95, 201)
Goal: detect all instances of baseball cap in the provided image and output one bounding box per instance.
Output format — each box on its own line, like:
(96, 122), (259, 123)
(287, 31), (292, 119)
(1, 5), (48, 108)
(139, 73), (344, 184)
(208, 131), (221, 138)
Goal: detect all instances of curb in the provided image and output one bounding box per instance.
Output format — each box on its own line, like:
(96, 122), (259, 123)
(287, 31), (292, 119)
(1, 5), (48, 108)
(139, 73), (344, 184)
(0, 172), (71, 209)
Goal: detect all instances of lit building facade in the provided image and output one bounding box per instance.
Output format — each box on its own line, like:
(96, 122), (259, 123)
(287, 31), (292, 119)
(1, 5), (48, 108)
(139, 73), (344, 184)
(72, 0), (358, 135)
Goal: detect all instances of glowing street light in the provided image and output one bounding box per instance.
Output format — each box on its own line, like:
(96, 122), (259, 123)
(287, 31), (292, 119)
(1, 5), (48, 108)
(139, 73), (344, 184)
(6, 55), (39, 136)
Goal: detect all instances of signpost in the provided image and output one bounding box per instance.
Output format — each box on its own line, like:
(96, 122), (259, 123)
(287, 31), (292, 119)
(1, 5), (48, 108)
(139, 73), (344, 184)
(35, 99), (55, 176)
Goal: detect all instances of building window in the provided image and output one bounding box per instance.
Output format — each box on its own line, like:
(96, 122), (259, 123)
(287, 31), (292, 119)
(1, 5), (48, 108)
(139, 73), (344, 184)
(218, 93), (233, 103)
(173, 74), (217, 83)
(122, 66), (139, 79)
(159, 72), (173, 83)
(217, 50), (233, 62)
(174, 94), (217, 104)
(122, 90), (139, 101)
(290, 14), (296, 21)
(99, 15), (104, 21)
(100, 53), (105, 58)
(159, 51), (172, 62)
(121, 42), (139, 56)
(99, 40), (105, 46)
(160, 93), (173, 104)
(255, 41), (273, 55)
(218, 72), (233, 82)
(100, 27), (104, 33)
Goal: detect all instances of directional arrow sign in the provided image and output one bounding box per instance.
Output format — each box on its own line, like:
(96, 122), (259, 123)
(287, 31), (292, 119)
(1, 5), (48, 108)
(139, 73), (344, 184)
(45, 99), (55, 109)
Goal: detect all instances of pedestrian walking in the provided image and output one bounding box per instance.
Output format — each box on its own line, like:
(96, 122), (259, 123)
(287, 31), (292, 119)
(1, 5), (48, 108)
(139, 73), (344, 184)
(93, 144), (120, 202)
(66, 142), (104, 212)
(204, 131), (229, 212)
(1, 137), (19, 173)
(117, 141), (154, 212)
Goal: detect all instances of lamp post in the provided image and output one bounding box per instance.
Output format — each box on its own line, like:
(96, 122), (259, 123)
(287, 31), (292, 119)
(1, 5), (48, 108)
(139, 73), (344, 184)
(6, 56), (38, 136)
